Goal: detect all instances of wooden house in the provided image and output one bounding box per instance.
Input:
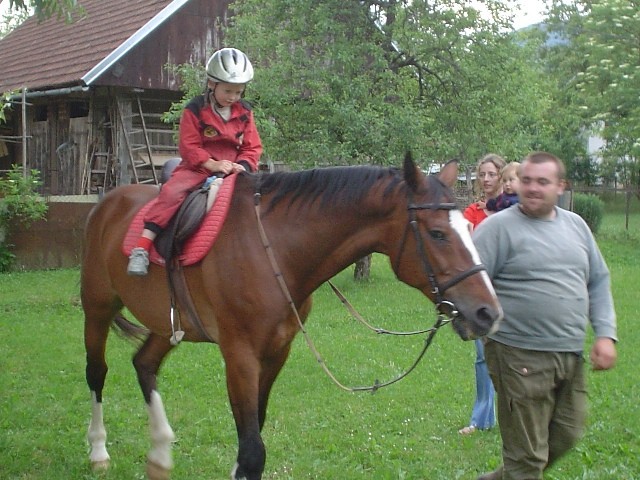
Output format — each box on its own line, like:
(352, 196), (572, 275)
(0, 0), (232, 269)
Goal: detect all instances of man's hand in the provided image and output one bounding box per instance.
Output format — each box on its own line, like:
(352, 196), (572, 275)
(590, 337), (617, 371)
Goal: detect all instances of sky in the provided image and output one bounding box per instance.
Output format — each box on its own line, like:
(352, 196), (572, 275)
(511, 0), (547, 29)
(0, 0), (10, 16)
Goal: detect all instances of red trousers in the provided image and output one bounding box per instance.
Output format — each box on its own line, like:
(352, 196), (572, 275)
(143, 166), (209, 233)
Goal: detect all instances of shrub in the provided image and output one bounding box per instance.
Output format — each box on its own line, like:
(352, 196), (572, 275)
(0, 165), (48, 272)
(572, 192), (604, 235)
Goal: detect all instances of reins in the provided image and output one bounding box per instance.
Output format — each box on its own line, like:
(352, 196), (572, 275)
(252, 190), (458, 393)
(327, 280), (447, 336)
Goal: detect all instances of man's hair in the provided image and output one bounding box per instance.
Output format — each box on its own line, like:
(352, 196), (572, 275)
(522, 152), (566, 180)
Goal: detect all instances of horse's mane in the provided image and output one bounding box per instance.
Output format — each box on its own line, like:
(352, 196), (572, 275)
(256, 165), (405, 213)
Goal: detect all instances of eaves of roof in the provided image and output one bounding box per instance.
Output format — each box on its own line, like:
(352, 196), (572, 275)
(0, 0), (187, 93)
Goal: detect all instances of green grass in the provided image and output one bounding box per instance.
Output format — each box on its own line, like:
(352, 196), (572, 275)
(0, 213), (638, 479)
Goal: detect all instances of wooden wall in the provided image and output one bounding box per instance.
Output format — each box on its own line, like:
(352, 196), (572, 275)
(7, 200), (97, 270)
(28, 102), (90, 195)
(9, 89), (180, 196)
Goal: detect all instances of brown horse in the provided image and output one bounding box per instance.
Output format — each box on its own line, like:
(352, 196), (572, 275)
(81, 153), (502, 479)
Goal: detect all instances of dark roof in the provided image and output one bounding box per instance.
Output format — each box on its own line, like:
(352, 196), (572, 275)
(0, 0), (180, 92)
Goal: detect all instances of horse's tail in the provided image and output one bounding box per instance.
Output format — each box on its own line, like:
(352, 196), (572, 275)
(111, 313), (149, 345)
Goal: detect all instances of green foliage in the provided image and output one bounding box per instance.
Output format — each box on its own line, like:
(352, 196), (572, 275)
(227, 0), (411, 166)
(6, 0), (81, 22)
(0, 165), (48, 272)
(573, 192), (605, 234)
(0, 244), (16, 272)
(545, 0), (640, 189)
(0, 164), (48, 226)
(161, 62), (207, 126)
(566, 156), (601, 186)
(157, 0), (555, 169)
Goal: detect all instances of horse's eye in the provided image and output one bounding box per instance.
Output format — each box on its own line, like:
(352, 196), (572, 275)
(429, 230), (446, 241)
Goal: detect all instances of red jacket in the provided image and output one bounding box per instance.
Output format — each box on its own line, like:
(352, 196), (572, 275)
(463, 202), (488, 229)
(177, 96), (262, 173)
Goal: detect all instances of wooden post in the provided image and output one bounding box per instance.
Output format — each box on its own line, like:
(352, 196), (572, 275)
(625, 190), (631, 231)
(354, 254), (372, 281)
(21, 88), (27, 177)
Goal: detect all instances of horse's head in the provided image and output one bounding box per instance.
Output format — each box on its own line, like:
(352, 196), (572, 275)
(390, 152), (502, 340)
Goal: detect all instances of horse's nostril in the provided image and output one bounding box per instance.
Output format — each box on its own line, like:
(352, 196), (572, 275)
(476, 306), (499, 334)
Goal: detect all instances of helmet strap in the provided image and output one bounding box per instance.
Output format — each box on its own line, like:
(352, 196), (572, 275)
(207, 85), (226, 109)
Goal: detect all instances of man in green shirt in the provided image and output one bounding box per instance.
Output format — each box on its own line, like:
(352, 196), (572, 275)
(473, 152), (617, 480)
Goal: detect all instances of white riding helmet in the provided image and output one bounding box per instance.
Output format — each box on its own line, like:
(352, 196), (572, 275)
(206, 48), (254, 84)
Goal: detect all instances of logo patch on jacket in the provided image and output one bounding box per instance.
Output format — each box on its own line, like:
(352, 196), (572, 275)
(204, 126), (218, 138)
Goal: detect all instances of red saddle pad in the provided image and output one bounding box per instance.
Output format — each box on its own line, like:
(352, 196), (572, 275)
(122, 173), (237, 266)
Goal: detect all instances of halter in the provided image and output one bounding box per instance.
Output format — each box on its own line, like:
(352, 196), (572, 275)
(394, 191), (486, 317)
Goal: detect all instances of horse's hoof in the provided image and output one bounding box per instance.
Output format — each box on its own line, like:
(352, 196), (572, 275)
(146, 460), (171, 480)
(91, 459), (110, 472)
(230, 462), (247, 480)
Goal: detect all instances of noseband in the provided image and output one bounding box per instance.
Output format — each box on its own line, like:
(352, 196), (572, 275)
(394, 193), (486, 317)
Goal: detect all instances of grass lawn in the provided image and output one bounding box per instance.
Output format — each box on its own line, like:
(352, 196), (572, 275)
(0, 210), (638, 479)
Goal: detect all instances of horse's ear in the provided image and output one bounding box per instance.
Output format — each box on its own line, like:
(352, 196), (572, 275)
(403, 151), (421, 191)
(438, 159), (459, 188)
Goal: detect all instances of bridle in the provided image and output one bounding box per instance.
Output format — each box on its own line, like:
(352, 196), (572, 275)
(394, 191), (487, 318)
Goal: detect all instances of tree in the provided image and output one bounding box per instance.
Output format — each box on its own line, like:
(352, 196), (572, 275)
(365, 0), (553, 162)
(1, 5), (30, 38)
(5, 0), (80, 22)
(546, 0), (640, 189)
(222, 0), (554, 168)
(225, 0), (425, 167)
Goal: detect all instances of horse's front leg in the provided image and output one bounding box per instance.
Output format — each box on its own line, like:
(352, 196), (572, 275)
(132, 334), (176, 480)
(225, 339), (294, 480)
(223, 344), (268, 480)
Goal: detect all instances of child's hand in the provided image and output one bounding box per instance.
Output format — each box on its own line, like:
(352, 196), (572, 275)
(477, 201), (487, 210)
(204, 159), (235, 175)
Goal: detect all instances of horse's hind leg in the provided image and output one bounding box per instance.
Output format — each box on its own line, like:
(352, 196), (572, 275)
(132, 333), (176, 480)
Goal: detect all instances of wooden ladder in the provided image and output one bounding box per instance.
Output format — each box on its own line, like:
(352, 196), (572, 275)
(86, 148), (113, 194)
(116, 96), (159, 185)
